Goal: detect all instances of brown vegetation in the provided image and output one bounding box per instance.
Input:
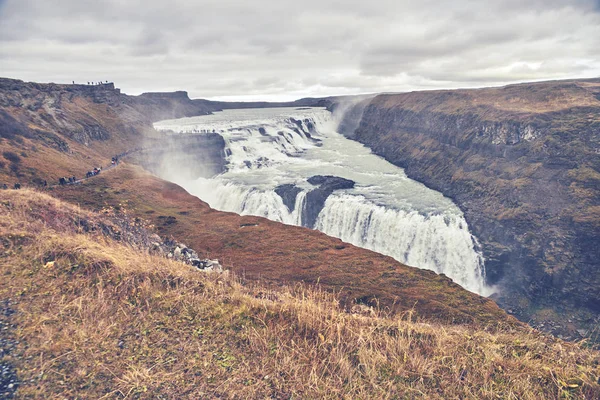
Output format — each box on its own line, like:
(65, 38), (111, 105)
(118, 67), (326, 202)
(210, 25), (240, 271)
(53, 164), (514, 328)
(1, 190), (599, 399)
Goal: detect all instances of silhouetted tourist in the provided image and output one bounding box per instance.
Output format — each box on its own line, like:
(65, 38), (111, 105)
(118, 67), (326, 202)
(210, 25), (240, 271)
(13, 183), (21, 189)
(2, 183), (7, 190)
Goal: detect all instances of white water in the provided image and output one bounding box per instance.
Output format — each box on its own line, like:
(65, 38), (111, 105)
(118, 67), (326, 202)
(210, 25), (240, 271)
(155, 108), (492, 295)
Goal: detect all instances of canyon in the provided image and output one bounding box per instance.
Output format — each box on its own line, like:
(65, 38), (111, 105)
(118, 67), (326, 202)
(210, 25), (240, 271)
(1, 77), (599, 339)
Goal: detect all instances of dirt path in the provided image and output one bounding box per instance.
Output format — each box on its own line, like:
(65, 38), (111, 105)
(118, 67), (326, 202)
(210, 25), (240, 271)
(50, 148), (145, 188)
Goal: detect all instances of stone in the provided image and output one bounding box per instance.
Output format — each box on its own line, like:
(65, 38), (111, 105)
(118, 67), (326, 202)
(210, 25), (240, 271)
(274, 184), (302, 212)
(304, 175), (355, 228)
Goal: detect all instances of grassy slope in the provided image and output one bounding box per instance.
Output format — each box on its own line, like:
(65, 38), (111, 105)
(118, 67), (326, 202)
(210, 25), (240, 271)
(1, 99), (137, 188)
(52, 163), (513, 328)
(1, 190), (598, 399)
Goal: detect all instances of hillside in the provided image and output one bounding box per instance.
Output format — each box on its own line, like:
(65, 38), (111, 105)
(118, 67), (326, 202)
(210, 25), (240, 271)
(1, 189), (599, 398)
(52, 163), (512, 327)
(0, 78), (229, 188)
(336, 78), (600, 339)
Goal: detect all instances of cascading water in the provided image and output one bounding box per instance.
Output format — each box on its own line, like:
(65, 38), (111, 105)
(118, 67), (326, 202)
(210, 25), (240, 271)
(154, 107), (492, 296)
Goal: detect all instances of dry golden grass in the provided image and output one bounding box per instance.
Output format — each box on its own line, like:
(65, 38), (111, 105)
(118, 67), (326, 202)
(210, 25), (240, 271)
(1, 190), (599, 399)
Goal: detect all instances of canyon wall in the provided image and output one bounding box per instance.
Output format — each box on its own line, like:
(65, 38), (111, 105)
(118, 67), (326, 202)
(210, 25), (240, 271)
(336, 79), (600, 333)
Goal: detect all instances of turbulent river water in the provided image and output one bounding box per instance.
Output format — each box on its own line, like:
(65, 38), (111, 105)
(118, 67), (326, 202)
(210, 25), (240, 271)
(154, 107), (491, 295)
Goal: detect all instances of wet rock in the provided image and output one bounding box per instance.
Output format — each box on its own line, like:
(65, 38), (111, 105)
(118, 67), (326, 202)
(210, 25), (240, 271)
(304, 175), (355, 228)
(274, 184), (302, 213)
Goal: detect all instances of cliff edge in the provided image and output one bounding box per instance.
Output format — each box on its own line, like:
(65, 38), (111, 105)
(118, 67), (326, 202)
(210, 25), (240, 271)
(337, 78), (600, 337)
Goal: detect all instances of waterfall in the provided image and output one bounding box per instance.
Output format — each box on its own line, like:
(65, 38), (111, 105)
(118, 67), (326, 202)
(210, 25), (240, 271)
(154, 107), (492, 296)
(190, 178), (306, 227)
(314, 194), (488, 295)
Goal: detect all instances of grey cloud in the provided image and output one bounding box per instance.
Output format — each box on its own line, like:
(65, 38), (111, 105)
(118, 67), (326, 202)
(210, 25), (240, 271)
(0, 0), (599, 100)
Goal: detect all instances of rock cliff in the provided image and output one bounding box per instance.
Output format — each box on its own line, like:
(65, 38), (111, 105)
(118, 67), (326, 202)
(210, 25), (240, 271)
(336, 79), (600, 337)
(0, 78), (217, 146)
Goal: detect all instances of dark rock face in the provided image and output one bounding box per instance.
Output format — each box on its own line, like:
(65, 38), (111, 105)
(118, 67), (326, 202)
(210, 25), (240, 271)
(275, 184), (302, 212)
(274, 176), (355, 228)
(307, 175), (355, 189)
(304, 175), (355, 228)
(335, 79), (600, 337)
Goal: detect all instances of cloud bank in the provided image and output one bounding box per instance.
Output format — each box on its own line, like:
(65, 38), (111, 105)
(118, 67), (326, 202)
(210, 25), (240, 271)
(1, 0), (599, 100)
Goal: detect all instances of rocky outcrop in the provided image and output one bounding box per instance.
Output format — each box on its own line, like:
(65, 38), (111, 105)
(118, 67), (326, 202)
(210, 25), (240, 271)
(155, 238), (223, 272)
(275, 183), (303, 212)
(0, 78), (218, 148)
(305, 175), (355, 228)
(336, 79), (600, 337)
(274, 176), (355, 228)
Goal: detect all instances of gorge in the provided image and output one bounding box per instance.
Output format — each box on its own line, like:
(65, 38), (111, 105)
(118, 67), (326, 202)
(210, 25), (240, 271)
(153, 107), (491, 296)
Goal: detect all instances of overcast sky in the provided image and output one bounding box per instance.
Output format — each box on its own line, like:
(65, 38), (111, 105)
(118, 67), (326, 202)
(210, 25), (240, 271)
(1, 0), (599, 101)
